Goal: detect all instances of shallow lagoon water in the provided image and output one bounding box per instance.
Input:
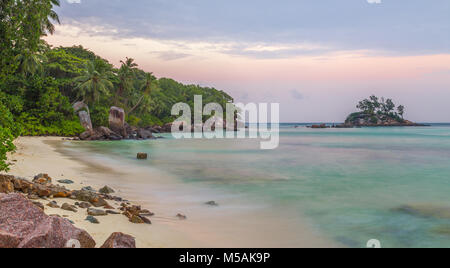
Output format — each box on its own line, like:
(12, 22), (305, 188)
(66, 124), (450, 248)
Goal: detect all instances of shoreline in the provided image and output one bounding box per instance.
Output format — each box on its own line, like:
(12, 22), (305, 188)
(6, 136), (338, 248)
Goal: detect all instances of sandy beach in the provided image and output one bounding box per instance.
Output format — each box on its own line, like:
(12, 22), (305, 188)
(6, 136), (336, 248)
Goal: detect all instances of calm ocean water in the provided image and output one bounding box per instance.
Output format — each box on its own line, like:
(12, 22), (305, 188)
(67, 124), (450, 248)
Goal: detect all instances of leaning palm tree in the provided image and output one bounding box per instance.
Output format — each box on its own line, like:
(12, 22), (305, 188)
(74, 61), (113, 105)
(41, 0), (61, 35)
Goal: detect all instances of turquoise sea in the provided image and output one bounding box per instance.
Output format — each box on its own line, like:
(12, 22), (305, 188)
(65, 124), (450, 248)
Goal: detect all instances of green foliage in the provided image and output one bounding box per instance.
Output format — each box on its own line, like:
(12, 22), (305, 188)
(90, 106), (109, 127)
(0, 102), (17, 171)
(357, 95), (405, 119)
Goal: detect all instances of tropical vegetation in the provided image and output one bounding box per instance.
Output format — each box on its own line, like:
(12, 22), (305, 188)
(0, 0), (233, 171)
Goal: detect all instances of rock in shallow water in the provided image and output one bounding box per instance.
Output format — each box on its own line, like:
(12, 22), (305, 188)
(205, 201), (219, 206)
(137, 153), (148, 160)
(394, 204), (450, 219)
(0, 193), (95, 248)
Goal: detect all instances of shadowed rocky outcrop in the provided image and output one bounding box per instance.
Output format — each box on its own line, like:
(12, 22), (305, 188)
(0, 193), (96, 248)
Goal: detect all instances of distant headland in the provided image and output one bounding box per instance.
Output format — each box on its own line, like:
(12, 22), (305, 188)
(309, 95), (428, 128)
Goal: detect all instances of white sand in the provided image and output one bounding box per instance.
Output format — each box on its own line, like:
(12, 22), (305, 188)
(6, 137), (200, 248)
(6, 137), (338, 248)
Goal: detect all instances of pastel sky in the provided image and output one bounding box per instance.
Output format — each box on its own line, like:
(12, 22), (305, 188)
(46, 0), (450, 122)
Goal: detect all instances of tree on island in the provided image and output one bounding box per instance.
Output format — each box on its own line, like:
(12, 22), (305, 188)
(356, 95), (404, 119)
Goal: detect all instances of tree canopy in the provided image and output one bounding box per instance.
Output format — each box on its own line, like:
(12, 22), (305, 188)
(0, 1), (234, 171)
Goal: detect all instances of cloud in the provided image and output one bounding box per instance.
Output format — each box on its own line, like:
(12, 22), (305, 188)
(150, 51), (191, 61)
(54, 0), (450, 57)
(290, 90), (304, 100)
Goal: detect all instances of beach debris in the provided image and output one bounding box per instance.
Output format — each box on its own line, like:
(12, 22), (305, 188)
(205, 201), (219, 206)
(33, 173), (52, 185)
(85, 216), (100, 224)
(57, 179), (74, 184)
(99, 185), (115, 194)
(61, 203), (78, 213)
(47, 201), (60, 208)
(0, 193), (96, 248)
(176, 213), (187, 220)
(137, 153), (148, 160)
(88, 208), (108, 216)
(100, 232), (136, 248)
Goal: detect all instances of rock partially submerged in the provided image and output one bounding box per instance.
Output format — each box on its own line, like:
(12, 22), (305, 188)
(394, 204), (450, 219)
(0, 193), (96, 248)
(137, 153), (148, 160)
(100, 232), (136, 248)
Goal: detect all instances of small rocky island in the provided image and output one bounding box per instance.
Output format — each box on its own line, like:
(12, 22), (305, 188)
(336, 95), (427, 128)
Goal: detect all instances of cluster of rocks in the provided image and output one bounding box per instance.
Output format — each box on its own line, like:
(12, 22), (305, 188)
(74, 105), (166, 141)
(0, 193), (135, 248)
(0, 173), (158, 248)
(120, 204), (153, 224)
(73, 102), (242, 141)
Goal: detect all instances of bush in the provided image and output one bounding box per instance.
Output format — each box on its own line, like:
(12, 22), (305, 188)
(90, 105), (109, 127)
(0, 102), (17, 171)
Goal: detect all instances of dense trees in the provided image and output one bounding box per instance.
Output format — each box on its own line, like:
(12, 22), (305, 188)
(0, 0), (62, 171)
(0, 1), (234, 171)
(356, 95), (405, 120)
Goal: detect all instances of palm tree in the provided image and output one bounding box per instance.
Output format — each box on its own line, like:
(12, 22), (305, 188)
(14, 41), (48, 76)
(74, 61), (113, 105)
(115, 57), (138, 105)
(128, 72), (154, 115)
(41, 0), (61, 35)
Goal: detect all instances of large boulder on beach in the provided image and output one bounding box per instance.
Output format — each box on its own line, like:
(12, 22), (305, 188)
(0, 193), (96, 248)
(109, 106), (127, 137)
(100, 232), (136, 248)
(78, 111), (93, 132)
(73, 101), (93, 132)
